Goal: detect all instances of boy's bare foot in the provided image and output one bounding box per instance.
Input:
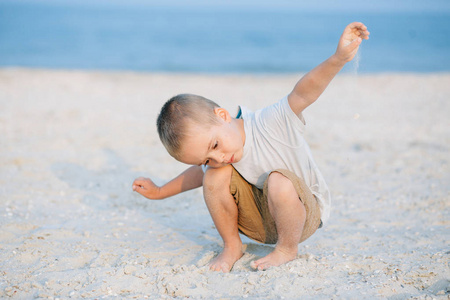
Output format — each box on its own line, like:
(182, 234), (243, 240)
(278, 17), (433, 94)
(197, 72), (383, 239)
(250, 247), (297, 271)
(209, 245), (243, 273)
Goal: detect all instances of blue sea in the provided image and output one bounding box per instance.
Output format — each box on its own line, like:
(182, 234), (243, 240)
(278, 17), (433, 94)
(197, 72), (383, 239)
(1, 0), (449, 73)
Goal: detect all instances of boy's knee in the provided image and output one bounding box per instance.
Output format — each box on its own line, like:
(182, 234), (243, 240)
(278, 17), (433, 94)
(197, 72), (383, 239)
(267, 171), (298, 204)
(203, 165), (233, 192)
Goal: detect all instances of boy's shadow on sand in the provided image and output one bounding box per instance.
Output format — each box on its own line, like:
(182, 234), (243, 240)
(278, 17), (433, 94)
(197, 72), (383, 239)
(51, 148), (140, 210)
(51, 148), (275, 267)
(52, 148), (202, 224)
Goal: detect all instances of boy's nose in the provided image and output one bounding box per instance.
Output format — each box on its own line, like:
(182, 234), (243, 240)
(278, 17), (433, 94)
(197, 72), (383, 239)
(212, 152), (225, 164)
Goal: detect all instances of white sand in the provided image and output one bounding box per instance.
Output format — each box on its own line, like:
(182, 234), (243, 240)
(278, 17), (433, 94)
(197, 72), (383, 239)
(0, 68), (449, 299)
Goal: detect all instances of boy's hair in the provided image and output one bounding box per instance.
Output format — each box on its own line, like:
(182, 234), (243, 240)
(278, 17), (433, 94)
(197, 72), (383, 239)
(157, 94), (220, 160)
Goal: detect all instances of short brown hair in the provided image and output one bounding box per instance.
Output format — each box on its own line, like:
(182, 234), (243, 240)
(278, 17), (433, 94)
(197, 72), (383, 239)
(157, 94), (220, 160)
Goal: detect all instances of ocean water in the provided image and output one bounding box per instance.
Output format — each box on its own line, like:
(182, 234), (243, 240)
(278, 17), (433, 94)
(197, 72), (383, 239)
(0, 1), (449, 73)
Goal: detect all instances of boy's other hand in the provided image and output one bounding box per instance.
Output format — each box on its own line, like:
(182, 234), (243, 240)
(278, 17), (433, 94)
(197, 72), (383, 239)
(335, 22), (370, 63)
(132, 177), (162, 199)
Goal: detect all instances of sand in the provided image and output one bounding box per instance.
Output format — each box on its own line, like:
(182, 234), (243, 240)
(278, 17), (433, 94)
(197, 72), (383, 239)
(0, 68), (449, 299)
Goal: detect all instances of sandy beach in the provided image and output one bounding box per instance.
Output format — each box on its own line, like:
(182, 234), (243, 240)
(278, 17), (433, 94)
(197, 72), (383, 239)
(0, 68), (449, 299)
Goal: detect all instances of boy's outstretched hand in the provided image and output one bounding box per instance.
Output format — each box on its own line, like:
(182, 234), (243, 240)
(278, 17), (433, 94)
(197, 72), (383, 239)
(132, 177), (162, 199)
(335, 22), (370, 63)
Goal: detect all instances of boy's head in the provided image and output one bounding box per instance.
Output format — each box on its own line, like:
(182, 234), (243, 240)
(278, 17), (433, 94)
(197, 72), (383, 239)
(157, 94), (221, 160)
(158, 94), (246, 167)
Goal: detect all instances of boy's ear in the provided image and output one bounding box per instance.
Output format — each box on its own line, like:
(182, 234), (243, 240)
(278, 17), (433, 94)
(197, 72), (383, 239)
(213, 107), (231, 122)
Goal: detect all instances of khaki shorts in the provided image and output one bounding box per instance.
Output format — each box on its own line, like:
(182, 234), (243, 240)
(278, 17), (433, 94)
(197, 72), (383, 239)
(230, 167), (322, 244)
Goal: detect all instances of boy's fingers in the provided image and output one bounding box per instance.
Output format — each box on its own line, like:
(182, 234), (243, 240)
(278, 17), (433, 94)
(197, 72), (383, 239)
(357, 28), (370, 39)
(352, 37), (362, 47)
(345, 37), (362, 53)
(349, 21), (366, 30)
(132, 178), (150, 192)
(134, 176), (146, 182)
(133, 178), (148, 186)
(346, 22), (369, 38)
(133, 185), (148, 196)
(345, 22), (362, 33)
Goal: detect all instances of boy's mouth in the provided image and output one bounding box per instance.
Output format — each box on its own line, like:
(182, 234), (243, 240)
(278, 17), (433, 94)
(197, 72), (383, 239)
(227, 154), (235, 164)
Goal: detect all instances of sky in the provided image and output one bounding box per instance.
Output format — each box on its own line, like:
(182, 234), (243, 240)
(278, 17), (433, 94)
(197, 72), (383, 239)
(5, 0), (450, 13)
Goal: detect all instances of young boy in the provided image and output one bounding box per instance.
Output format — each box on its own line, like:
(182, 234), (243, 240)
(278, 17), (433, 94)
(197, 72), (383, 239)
(133, 22), (369, 272)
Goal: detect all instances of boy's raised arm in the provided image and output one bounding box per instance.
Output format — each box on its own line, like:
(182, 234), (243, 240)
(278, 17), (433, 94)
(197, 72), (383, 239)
(132, 165), (204, 200)
(288, 22), (370, 115)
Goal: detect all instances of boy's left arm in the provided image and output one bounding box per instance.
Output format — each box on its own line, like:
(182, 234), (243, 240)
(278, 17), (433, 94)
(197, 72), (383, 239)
(288, 22), (370, 115)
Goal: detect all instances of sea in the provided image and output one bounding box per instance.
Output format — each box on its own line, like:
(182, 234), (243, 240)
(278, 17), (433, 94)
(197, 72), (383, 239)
(1, 0), (449, 73)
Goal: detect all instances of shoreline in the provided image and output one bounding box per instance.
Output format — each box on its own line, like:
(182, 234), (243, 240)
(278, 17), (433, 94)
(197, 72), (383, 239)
(3, 65), (450, 74)
(0, 68), (449, 299)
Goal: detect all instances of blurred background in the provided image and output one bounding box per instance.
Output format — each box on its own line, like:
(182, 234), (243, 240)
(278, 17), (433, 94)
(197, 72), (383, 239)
(0, 0), (449, 73)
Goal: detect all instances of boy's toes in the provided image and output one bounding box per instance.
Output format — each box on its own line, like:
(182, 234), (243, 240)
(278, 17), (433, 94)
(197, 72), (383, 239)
(220, 264), (231, 273)
(209, 262), (231, 273)
(250, 259), (270, 271)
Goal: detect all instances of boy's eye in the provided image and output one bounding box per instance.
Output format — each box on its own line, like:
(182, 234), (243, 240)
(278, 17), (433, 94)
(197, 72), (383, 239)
(213, 141), (218, 149)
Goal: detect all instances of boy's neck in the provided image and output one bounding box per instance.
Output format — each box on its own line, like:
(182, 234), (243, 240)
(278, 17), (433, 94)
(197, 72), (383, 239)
(233, 118), (246, 146)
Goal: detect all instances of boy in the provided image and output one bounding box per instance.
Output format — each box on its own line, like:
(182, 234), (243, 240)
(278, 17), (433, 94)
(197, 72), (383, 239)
(133, 22), (369, 272)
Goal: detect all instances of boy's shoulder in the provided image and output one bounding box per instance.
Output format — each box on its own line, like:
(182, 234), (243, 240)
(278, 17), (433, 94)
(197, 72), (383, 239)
(241, 96), (306, 134)
(239, 95), (288, 117)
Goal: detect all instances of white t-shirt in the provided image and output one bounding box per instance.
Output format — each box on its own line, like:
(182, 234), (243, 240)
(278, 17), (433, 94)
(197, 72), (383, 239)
(232, 96), (331, 224)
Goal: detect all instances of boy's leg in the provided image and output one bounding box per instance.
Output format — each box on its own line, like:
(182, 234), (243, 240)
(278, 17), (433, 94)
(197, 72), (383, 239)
(203, 165), (243, 272)
(251, 171), (306, 270)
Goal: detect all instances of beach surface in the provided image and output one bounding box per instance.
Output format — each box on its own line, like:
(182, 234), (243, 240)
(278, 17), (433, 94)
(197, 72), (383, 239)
(0, 68), (449, 299)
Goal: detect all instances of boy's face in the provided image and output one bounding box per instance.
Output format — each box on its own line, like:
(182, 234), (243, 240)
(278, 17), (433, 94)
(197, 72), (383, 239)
(178, 108), (245, 168)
